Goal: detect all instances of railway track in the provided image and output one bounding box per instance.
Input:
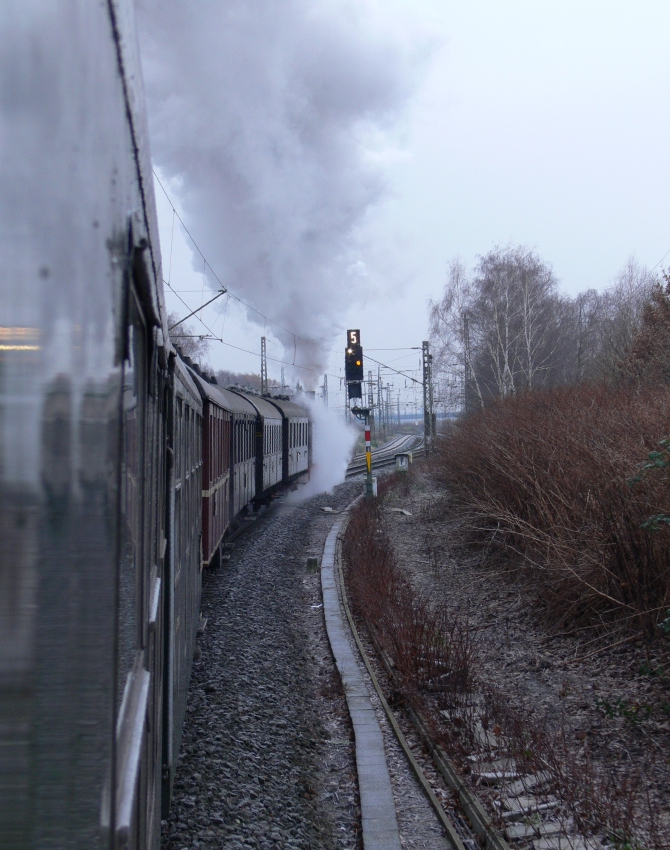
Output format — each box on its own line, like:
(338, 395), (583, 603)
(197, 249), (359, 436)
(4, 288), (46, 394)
(337, 491), (612, 850)
(346, 434), (424, 478)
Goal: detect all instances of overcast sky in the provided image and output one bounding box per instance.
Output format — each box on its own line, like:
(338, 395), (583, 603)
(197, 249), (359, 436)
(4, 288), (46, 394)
(147, 0), (670, 405)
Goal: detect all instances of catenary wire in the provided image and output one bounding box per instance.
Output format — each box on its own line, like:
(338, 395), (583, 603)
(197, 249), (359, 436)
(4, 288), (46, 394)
(165, 279), (344, 380)
(154, 169), (319, 350)
(154, 173), (436, 398)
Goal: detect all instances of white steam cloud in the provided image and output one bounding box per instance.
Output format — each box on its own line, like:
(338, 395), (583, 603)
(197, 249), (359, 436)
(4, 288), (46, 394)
(136, 0), (419, 379)
(288, 397), (358, 502)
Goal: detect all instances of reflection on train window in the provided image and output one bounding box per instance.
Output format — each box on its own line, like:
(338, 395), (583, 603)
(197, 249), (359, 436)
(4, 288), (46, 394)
(118, 298), (146, 708)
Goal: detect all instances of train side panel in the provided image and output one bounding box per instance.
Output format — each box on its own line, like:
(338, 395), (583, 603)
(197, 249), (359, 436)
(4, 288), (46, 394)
(0, 1), (174, 846)
(216, 388), (256, 519)
(187, 371), (232, 567)
(228, 393), (283, 497)
(266, 398), (310, 482)
(162, 358), (202, 814)
(202, 404), (231, 565)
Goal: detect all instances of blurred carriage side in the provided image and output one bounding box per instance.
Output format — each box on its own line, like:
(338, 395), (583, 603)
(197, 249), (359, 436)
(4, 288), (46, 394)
(0, 2), (193, 847)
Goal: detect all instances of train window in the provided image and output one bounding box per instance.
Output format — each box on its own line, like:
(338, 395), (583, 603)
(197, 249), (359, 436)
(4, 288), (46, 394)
(117, 286), (158, 766)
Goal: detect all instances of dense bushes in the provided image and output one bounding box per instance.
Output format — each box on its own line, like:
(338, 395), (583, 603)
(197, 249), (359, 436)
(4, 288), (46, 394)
(435, 385), (670, 635)
(343, 479), (475, 706)
(343, 481), (662, 846)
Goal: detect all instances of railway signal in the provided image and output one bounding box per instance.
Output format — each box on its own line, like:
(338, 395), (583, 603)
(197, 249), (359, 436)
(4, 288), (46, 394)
(345, 328), (364, 398)
(346, 329), (374, 498)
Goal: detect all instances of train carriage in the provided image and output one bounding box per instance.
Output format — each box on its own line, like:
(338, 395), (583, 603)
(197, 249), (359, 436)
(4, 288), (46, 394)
(163, 356), (203, 815)
(229, 390), (284, 498)
(0, 1), (183, 846)
(0, 2), (314, 845)
(265, 397), (311, 483)
(217, 388), (257, 519)
(186, 370), (232, 568)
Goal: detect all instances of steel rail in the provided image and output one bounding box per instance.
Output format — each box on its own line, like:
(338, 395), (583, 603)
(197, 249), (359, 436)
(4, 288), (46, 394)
(337, 511), (512, 850)
(334, 505), (469, 850)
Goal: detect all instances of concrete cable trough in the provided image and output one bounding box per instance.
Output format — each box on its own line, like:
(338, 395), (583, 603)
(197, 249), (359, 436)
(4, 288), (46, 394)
(320, 514), (403, 850)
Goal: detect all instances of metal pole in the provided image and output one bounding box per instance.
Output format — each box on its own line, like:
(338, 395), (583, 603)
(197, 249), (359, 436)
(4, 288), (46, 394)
(260, 336), (268, 395)
(168, 288), (227, 330)
(323, 374), (328, 407)
(429, 354), (435, 438)
(422, 340), (431, 454)
(463, 313), (471, 416)
(377, 367), (384, 442)
(367, 370), (374, 442)
(365, 412), (373, 498)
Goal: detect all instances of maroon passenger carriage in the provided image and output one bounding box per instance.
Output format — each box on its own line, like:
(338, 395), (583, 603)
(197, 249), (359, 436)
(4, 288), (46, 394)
(186, 368), (257, 567)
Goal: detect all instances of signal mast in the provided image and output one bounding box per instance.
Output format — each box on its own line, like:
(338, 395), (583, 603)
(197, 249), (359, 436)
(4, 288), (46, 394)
(345, 329), (374, 498)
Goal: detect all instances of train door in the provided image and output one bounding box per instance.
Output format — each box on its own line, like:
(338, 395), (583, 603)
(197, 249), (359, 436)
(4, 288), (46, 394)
(113, 285), (165, 850)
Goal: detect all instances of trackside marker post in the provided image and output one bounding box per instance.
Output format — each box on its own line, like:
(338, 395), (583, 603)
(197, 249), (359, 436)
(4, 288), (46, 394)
(365, 415), (373, 499)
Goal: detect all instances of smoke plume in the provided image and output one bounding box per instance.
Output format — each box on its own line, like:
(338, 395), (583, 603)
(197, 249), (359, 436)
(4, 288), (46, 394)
(136, 0), (417, 380)
(287, 397), (358, 502)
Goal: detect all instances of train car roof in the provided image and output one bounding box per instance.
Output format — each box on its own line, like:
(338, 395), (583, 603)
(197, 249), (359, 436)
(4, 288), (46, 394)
(216, 387), (257, 416)
(174, 357), (204, 407)
(185, 366), (257, 416)
(262, 397), (309, 419)
(227, 389), (283, 421)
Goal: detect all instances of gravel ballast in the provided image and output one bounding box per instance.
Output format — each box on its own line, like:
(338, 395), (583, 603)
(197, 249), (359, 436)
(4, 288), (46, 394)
(161, 481), (363, 850)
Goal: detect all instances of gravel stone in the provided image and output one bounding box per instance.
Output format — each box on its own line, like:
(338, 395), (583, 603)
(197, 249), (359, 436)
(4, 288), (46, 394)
(161, 480), (363, 850)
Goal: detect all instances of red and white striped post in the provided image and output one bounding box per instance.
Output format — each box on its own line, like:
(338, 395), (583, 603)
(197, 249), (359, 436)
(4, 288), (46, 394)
(365, 413), (373, 498)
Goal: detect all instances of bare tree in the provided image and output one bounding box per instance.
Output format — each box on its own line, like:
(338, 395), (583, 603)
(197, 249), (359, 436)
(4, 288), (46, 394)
(590, 257), (657, 380)
(428, 258), (476, 411)
(430, 247), (563, 409)
(429, 251), (659, 408)
(167, 311), (211, 362)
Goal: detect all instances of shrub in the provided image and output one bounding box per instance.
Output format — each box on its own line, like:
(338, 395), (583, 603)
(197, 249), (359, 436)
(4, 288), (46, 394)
(434, 385), (670, 635)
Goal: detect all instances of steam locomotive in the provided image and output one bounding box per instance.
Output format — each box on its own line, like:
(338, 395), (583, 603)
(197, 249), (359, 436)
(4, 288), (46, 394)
(0, 3), (310, 848)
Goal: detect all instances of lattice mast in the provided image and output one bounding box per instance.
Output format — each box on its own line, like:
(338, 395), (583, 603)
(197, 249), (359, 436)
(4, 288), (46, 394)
(260, 336), (268, 395)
